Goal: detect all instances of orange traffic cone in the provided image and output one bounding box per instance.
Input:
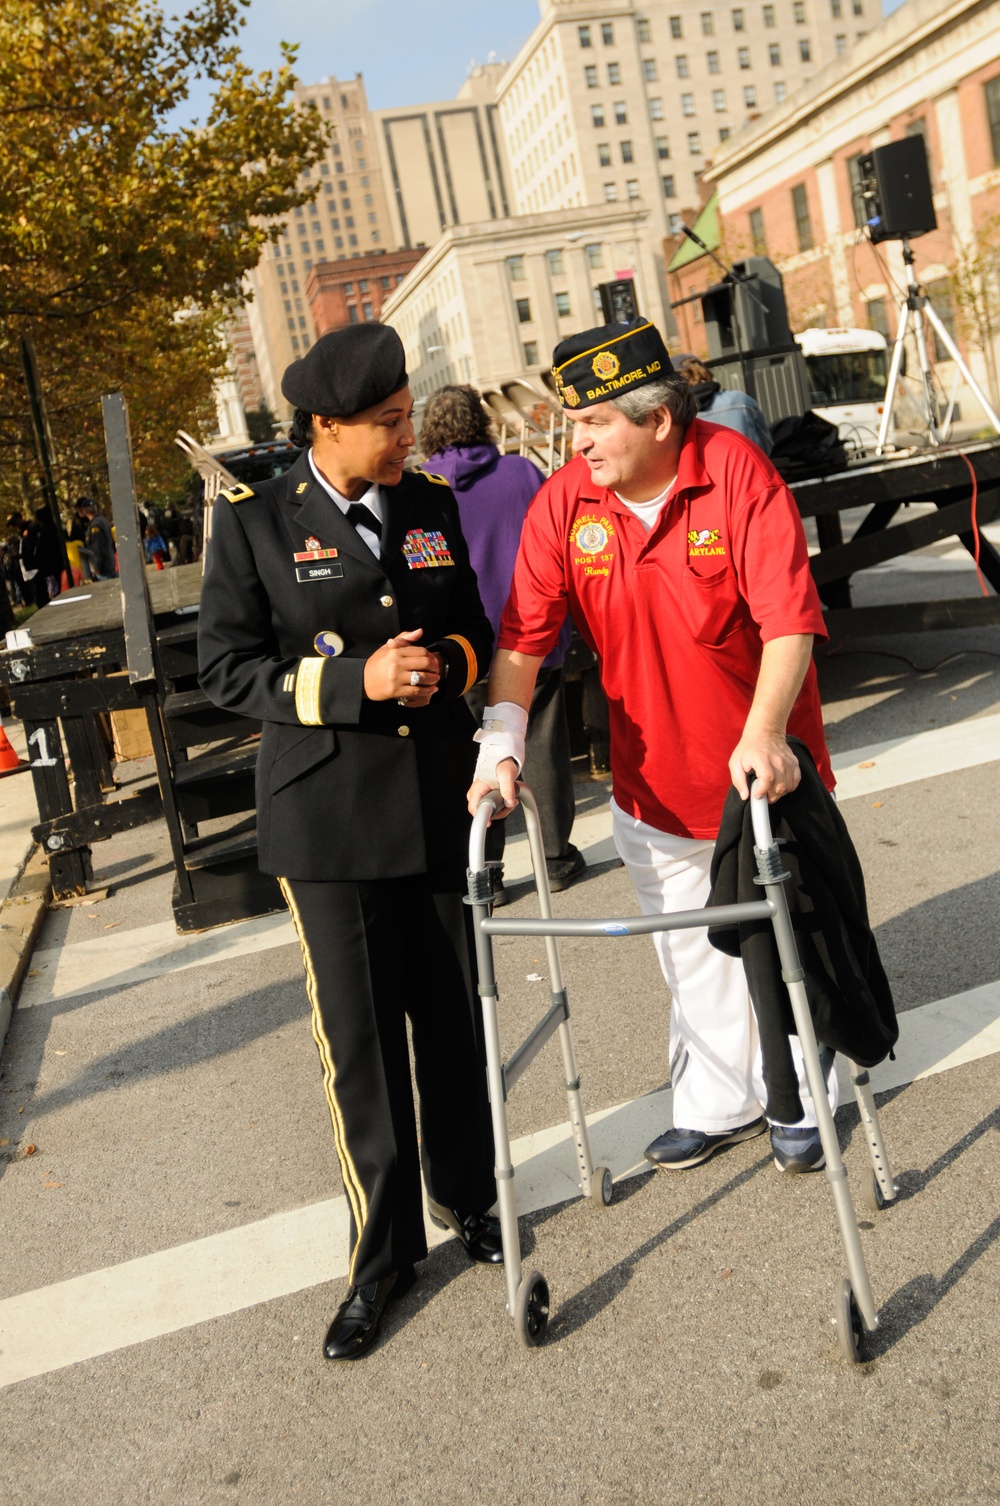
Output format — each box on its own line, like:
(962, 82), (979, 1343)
(0, 715), (28, 776)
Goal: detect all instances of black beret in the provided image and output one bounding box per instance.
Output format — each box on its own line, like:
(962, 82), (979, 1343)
(281, 324), (408, 417)
(551, 317), (673, 410)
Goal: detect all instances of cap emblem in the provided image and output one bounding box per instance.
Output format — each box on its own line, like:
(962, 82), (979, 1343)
(592, 350), (621, 381)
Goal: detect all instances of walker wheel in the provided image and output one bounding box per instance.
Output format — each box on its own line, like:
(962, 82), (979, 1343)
(514, 1270), (550, 1349)
(836, 1278), (864, 1364)
(591, 1165), (613, 1207)
(862, 1171), (890, 1213)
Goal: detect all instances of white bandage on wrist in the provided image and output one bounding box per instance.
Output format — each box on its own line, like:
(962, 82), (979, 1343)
(473, 701), (528, 782)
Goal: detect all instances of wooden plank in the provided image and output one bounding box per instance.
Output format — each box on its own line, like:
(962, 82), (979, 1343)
(102, 391), (157, 685)
(32, 784), (163, 848)
(790, 438), (1000, 518)
(810, 491), (1000, 585)
(823, 596), (1000, 637)
(0, 631), (127, 684)
(10, 675), (146, 720)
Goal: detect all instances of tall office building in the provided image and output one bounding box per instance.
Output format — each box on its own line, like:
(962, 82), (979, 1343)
(244, 74), (395, 415)
(496, 0), (866, 238)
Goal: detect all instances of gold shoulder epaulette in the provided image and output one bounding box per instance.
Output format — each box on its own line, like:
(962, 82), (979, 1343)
(220, 482), (255, 505)
(422, 471), (450, 487)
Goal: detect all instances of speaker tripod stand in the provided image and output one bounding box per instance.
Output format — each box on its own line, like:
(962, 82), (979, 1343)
(876, 237), (1000, 454)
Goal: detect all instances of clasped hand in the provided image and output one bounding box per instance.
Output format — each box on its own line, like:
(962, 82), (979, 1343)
(364, 628), (442, 707)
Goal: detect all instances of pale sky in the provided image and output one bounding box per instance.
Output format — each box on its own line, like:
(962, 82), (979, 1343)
(180, 0), (907, 122)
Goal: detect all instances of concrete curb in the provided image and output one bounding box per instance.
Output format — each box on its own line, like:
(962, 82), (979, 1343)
(0, 847), (51, 1051)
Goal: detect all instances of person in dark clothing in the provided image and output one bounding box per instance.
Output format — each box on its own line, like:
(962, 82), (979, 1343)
(75, 498), (117, 579)
(198, 325), (499, 1364)
(33, 506), (65, 599)
(421, 384), (584, 897)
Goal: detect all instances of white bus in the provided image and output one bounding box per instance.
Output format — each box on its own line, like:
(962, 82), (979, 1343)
(794, 327), (891, 453)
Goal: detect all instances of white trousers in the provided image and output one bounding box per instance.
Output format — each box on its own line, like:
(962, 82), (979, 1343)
(611, 798), (838, 1135)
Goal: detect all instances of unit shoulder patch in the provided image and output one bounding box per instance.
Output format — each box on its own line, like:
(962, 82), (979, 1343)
(220, 483), (255, 505)
(421, 471), (451, 487)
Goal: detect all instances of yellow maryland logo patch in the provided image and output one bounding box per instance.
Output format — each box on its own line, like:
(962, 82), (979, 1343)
(688, 527), (726, 557)
(592, 350), (620, 381)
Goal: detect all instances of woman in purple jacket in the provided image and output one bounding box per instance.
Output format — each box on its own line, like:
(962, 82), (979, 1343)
(421, 385), (583, 897)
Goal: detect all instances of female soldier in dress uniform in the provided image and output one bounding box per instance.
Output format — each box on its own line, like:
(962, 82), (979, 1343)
(198, 324), (500, 1362)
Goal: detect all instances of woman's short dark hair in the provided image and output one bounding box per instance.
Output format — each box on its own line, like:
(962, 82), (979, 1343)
(289, 409), (315, 448)
(419, 386), (496, 456)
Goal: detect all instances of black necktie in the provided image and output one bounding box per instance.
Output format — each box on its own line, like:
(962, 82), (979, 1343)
(345, 503), (382, 540)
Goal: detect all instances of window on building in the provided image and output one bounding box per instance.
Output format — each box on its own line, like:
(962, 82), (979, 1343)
(508, 255), (525, 281)
(650, 97), (665, 119)
(591, 104), (606, 126)
(676, 55), (690, 77)
(555, 291), (572, 316)
(524, 340), (539, 365)
(311, 221), (321, 235)
(371, 230), (381, 243)
(626, 178), (641, 198)
(637, 17), (652, 42)
(852, 0), (863, 12)
(719, 125), (731, 142)
(348, 306), (359, 324)
(701, 11), (715, 33)
(744, 85), (758, 107)
(362, 302), (373, 321)
(547, 249), (565, 275)
(348, 235), (358, 246)
(516, 297), (532, 322)
(604, 181), (619, 201)
(381, 276), (391, 289)
(799, 38), (812, 61)
(688, 131), (702, 154)
(764, 3), (775, 24)
(341, 198), (351, 210)
(792, 183), (813, 250)
(835, 32), (847, 52)
(769, 43), (781, 64)
(749, 207), (766, 251)
(905, 115), (928, 140)
(585, 63), (598, 85)
(578, 24), (592, 46)
(656, 135), (670, 158)
(681, 93), (695, 115)
(670, 15), (683, 37)
(925, 280), (957, 361)
(598, 141), (612, 166)
(602, 22), (614, 43)
(732, 8), (745, 28)
(290, 333), (300, 349)
(985, 77), (1000, 163)
(608, 61), (621, 83)
(662, 174), (677, 197)
(345, 217), (354, 228)
(331, 218), (340, 230)
(592, 287), (605, 313)
(713, 88), (727, 111)
(708, 50), (720, 72)
(334, 237), (343, 249)
(586, 242), (604, 267)
(738, 47), (750, 68)
(621, 139), (635, 162)
(643, 58), (658, 80)
(668, 212), (684, 232)
(775, 81), (787, 103)
(283, 298), (291, 313)
(794, 0), (805, 17)
(866, 297), (891, 340)
(614, 101), (628, 123)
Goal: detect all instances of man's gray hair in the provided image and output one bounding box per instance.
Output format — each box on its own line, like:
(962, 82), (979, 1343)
(610, 375), (697, 428)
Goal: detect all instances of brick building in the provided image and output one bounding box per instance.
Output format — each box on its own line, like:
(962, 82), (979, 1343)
(306, 247), (427, 335)
(666, 0), (1000, 418)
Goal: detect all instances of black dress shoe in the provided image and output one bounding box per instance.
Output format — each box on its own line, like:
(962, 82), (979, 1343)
(426, 1200), (504, 1264)
(322, 1264), (416, 1361)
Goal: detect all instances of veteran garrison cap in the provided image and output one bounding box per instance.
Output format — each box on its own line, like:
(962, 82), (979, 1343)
(551, 316), (673, 410)
(281, 324), (408, 417)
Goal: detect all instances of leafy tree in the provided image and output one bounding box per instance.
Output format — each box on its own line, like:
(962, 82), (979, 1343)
(945, 220), (1000, 416)
(0, 0), (329, 511)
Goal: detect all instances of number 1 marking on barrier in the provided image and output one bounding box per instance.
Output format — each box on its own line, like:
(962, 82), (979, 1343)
(28, 728), (59, 767)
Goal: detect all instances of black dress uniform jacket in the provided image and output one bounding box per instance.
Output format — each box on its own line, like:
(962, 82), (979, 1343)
(198, 450), (493, 880)
(707, 739), (898, 1124)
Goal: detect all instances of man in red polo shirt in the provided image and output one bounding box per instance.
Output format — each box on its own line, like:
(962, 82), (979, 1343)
(468, 317), (837, 1174)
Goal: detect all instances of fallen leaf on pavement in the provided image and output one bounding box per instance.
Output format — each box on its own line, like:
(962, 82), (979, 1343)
(858, 760), (875, 769)
(104, 923), (119, 930)
(27, 969), (39, 977)
(25, 1144), (36, 1155)
(43, 1180), (62, 1190)
(871, 802), (883, 808)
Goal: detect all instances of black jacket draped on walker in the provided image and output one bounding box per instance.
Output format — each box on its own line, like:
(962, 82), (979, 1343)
(707, 739), (898, 1124)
